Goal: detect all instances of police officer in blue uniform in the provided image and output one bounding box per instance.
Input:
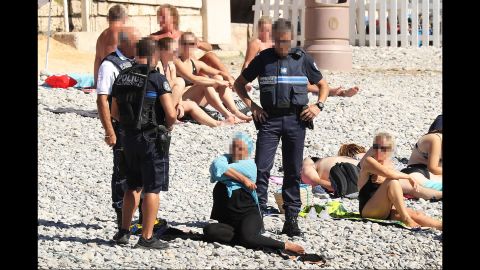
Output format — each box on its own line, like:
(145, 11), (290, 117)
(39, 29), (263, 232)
(110, 37), (177, 249)
(96, 29), (137, 229)
(234, 19), (329, 236)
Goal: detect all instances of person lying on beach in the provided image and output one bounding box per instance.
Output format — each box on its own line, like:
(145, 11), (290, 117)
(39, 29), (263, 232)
(94, 4), (127, 88)
(241, 15), (359, 97)
(157, 37), (233, 127)
(357, 132), (442, 230)
(174, 32), (252, 123)
(150, 4), (236, 84)
(401, 115), (442, 191)
(301, 143), (366, 192)
(205, 132), (306, 254)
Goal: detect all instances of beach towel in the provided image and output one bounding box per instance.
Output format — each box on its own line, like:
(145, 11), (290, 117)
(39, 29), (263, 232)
(299, 201), (430, 230)
(68, 73), (94, 88)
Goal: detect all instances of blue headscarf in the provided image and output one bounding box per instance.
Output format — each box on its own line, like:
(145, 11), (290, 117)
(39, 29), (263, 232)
(233, 132), (254, 157)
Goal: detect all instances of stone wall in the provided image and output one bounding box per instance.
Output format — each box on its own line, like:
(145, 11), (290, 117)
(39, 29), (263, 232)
(38, 0), (203, 39)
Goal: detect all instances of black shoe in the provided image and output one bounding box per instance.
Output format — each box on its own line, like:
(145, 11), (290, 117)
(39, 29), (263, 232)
(113, 229), (130, 245)
(134, 236), (169, 249)
(281, 216), (302, 237)
(260, 205), (280, 217)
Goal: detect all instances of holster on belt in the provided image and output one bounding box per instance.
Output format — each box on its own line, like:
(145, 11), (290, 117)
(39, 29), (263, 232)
(154, 125), (171, 154)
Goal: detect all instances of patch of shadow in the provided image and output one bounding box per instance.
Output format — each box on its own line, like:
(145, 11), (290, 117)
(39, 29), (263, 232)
(38, 219), (103, 230)
(44, 107), (98, 118)
(38, 234), (114, 247)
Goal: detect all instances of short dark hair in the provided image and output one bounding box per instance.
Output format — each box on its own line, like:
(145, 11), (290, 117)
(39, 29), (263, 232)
(158, 37), (175, 51)
(272, 18), (292, 34)
(108, 5), (127, 22)
(137, 37), (157, 58)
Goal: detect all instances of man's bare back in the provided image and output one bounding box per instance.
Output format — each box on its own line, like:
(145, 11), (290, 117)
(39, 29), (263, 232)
(94, 27), (121, 87)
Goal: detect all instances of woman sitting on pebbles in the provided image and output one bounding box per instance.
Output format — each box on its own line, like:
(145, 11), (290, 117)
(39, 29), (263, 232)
(156, 37), (232, 127)
(205, 132), (305, 255)
(174, 32), (252, 124)
(401, 115), (442, 191)
(241, 15), (359, 97)
(357, 132), (442, 230)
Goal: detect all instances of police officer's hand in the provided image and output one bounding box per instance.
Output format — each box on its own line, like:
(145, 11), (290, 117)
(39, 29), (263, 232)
(104, 133), (116, 147)
(300, 104), (321, 121)
(251, 103), (269, 123)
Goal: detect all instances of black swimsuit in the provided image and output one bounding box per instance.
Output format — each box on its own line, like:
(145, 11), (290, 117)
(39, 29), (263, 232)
(184, 59), (197, 87)
(358, 174), (380, 217)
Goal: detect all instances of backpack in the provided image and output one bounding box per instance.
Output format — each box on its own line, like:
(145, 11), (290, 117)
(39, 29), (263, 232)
(329, 162), (360, 198)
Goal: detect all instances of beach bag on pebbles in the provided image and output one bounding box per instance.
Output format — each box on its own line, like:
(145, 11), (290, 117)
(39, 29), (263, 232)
(45, 75), (77, 88)
(329, 162), (360, 198)
(274, 184), (313, 214)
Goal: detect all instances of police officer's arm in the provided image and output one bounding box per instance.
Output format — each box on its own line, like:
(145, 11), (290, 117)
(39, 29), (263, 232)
(234, 56), (269, 123)
(157, 77), (177, 130)
(97, 95), (116, 146)
(173, 59), (228, 88)
(96, 62), (117, 146)
(300, 54), (329, 121)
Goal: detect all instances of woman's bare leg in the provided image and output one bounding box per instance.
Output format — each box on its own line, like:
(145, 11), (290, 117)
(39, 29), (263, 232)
(362, 179), (420, 228)
(181, 100), (233, 127)
(308, 83), (359, 97)
(183, 85), (238, 123)
(390, 208), (442, 230)
(398, 178), (442, 200)
(212, 75), (252, 121)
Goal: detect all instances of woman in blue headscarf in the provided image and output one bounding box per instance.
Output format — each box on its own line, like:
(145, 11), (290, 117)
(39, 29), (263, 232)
(204, 132), (305, 254)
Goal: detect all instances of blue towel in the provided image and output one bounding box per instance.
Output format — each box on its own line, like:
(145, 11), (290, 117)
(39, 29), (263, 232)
(68, 73), (94, 88)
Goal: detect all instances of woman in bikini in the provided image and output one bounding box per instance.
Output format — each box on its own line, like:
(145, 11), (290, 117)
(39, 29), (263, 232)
(174, 32), (252, 123)
(401, 116), (442, 191)
(357, 132), (442, 230)
(156, 37), (233, 127)
(241, 15), (359, 97)
(151, 4), (235, 85)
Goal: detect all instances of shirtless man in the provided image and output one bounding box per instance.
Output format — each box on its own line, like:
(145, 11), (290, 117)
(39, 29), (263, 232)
(93, 4), (128, 88)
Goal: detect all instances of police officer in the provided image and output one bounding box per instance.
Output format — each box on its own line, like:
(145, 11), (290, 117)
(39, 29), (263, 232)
(96, 27), (138, 229)
(234, 18), (329, 236)
(110, 37), (177, 249)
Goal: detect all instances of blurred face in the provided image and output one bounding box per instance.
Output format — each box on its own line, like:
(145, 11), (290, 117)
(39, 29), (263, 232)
(258, 23), (272, 42)
(180, 35), (197, 57)
(372, 136), (393, 162)
(158, 8), (174, 31)
(230, 139), (249, 161)
(273, 31), (292, 58)
(160, 41), (178, 61)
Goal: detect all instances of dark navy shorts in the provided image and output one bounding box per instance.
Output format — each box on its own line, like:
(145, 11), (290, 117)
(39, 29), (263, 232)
(121, 130), (170, 193)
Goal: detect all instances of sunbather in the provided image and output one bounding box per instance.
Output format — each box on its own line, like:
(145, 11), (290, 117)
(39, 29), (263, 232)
(357, 132), (442, 230)
(174, 32), (252, 123)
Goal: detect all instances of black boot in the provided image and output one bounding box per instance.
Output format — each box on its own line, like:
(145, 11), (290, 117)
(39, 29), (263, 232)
(281, 215), (302, 237)
(115, 208), (122, 230)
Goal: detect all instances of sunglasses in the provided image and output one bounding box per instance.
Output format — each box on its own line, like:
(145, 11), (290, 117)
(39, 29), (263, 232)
(181, 41), (196, 46)
(372, 144), (392, 152)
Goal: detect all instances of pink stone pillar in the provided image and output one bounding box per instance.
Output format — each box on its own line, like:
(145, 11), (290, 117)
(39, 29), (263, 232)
(304, 0), (352, 71)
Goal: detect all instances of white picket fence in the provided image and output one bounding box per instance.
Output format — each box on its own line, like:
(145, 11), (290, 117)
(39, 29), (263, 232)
(252, 0), (442, 47)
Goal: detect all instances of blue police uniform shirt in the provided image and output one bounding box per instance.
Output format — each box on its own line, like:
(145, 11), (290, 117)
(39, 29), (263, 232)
(111, 69), (172, 125)
(241, 48), (323, 109)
